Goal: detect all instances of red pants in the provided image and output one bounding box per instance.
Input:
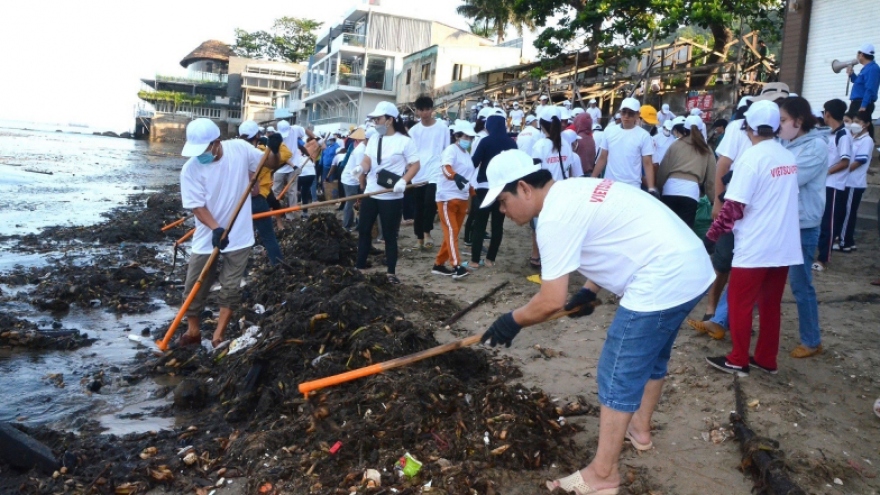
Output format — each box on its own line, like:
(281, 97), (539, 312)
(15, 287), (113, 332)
(435, 199), (468, 267)
(726, 266), (789, 369)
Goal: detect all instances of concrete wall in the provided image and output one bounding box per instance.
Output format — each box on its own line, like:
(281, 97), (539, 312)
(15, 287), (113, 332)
(147, 114), (232, 143)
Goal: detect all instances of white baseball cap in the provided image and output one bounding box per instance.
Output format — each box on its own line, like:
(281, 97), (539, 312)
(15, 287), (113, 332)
(614, 112), (621, 119)
(562, 100), (572, 108)
(744, 99), (780, 131)
(661, 103), (670, 112)
(571, 108), (585, 117)
(367, 101), (400, 118)
(238, 120), (259, 139)
(737, 96), (753, 109)
(513, 102), (519, 107)
(181, 118), (220, 157)
(560, 108), (572, 120)
(620, 97), (641, 112)
(684, 115), (704, 130)
(492, 108), (507, 118)
(561, 129), (581, 144)
(592, 123), (602, 131)
(259, 126), (266, 133)
(477, 106), (495, 119)
(452, 119), (477, 137)
(525, 115), (537, 124)
(859, 43), (875, 56)
(481, 149), (540, 208)
(267, 126), (276, 133)
(662, 119), (675, 131)
(483, 99), (490, 105)
(539, 95), (548, 100)
(538, 105), (561, 122)
(671, 116), (686, 127)
(689, 108), (703, 116)
(276, 120), (291, 138)
(589, 99), (597, 104)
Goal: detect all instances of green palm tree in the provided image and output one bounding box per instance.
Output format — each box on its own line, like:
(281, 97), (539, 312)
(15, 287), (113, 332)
(456, 0), (533, 43)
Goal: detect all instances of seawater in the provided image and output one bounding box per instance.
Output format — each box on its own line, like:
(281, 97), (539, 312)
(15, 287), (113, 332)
(0, 122), (186, 431)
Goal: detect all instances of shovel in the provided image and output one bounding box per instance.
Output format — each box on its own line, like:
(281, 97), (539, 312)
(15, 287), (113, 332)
(297, 305), (591, 397)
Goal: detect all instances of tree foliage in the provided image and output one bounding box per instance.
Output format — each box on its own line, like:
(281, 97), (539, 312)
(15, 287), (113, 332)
(456, 0), (534, 43)
(232, 17), (323, 63)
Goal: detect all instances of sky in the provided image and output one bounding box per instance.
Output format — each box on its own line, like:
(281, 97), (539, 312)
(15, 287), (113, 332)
(0, 0), (497, 132)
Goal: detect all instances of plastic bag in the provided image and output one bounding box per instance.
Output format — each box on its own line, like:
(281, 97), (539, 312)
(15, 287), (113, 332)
(693, 195), (712, 240)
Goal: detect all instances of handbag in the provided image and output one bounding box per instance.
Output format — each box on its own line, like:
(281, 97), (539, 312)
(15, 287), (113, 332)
(374, 137), (402, 188)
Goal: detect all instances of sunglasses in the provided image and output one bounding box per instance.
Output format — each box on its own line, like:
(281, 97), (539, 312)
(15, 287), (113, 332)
(620, 109), (638, 117)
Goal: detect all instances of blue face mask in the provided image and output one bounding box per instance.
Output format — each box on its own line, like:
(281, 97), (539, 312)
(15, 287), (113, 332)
(196, 152), (214, 164)
(459, 139), (472, 150)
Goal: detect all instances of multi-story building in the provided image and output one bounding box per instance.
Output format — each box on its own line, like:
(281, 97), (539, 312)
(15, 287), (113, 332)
(300, 4), (494, 133)
(136, 40), (304, 141)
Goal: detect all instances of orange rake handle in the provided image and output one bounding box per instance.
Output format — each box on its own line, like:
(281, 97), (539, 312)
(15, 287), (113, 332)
(174, 228), (194, 246)
(297, 306), (585, 397)
(155, 249), (218, 350)
(161, 216), (190, 232)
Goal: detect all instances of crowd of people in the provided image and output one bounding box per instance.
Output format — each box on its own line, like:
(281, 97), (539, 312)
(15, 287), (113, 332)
(175, 41), (878, 495)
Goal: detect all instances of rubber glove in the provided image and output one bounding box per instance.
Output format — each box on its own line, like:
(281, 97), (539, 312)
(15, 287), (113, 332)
(393, 178), (407, 193)
(453, 174), (469, 190)
(564, 288), (597, 318)
(481, 312), (521, 347)
(211, 227), (229, 250)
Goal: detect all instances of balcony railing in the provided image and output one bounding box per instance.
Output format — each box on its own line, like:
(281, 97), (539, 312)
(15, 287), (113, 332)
(155, 71), (228, 86)
(338, 74), (363, 87)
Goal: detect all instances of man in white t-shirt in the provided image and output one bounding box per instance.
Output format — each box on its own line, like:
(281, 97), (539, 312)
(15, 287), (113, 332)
(591, 98), (657, 194)
(586, 99), (602, 125)
(508, 102), (525, 131)
(409, 96), (450, 248)
(657, 103), (675, 127)
(816, 99), (853, 268)
(273, 120), (309, 220)
(178, 118), (279, 348)
(479, 150), (714, 494)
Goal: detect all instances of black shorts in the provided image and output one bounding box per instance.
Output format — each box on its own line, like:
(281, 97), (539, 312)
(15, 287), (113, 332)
(711, 232), (734, 273)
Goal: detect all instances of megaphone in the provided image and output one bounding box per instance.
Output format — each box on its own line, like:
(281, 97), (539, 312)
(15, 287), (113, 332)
(832, 59), (859, 73)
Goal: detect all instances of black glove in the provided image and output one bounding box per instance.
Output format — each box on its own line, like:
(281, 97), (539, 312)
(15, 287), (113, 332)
(564, 288), (597, 318)
(212, 227), (229, 250)
(481, 312), (521, 348)
(453, 174), (469, 190)
(703, 236), (716, 255)
(267, 133), (283, 154)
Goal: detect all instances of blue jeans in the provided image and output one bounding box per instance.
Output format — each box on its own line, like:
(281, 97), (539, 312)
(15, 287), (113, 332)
(789, 227), (821, 347)
(597, 293), (702, 413)
(711, 287), (729, 328)
(342, 183), (360, 230)
(251, 196), (283, 266)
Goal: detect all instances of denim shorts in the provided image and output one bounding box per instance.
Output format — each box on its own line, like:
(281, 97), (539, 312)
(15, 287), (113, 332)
(597, 294), (702, 413)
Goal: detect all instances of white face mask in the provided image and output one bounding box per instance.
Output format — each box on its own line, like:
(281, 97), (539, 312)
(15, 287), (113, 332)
(662, 128), (671, 137)
(778, 118), (800, 141)
(850, 123), (864, 135)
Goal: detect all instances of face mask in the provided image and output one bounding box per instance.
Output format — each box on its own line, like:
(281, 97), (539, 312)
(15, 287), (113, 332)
(374, 124), (388, 135)
(196, 147), (215, 164)
(778, 119), (800, 141)
(459, 139), (472, 150)
(850, 123), (864, 135)
(662, 128), (671, 137)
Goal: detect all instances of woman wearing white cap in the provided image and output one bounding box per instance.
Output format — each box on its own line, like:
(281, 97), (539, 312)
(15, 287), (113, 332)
(431, 120), (475, 279)
(703, 100), (803, 377)
(657, 103), (675, 126)
(657, 115), (716, 228)
(352, 101), (421, 284)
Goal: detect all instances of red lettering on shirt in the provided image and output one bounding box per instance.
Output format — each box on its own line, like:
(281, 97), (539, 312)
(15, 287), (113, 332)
(770, 165), (798, 178)
(590, 179), (614, 203)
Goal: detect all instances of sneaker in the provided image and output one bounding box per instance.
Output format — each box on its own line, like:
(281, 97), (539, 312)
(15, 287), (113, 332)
(686, 319), (726, 340)
(386, 274), (401, 285)
(811, 262), (825, 272)
(840, 245), (853, 253)
(452, 265), (470, 280)
(431, 265), (454, 276)
(706, 356), (749, 377)
(790, 344), (822, 358)
(484, 232), (491, 240)
(463, 239), (472, 247)
(832, 242), (840, 251)
(749, 357), (778, 374)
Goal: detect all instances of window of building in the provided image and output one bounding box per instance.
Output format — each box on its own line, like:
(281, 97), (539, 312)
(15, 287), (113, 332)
(452, 64), (480, 81)
(420, 63), (431, 81)
(406, 68), (412, 85)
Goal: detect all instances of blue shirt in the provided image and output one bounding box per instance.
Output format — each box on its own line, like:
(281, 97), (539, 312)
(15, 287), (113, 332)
(850, 60), (880, 106)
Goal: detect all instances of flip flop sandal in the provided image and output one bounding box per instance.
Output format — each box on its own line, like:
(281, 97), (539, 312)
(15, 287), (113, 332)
(177, 332), (201, 347)
(545, 471), (619, 494)
(625, 430), (653, 451)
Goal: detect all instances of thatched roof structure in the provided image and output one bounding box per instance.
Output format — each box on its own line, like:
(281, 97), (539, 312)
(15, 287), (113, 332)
(180, 40), (233, 68)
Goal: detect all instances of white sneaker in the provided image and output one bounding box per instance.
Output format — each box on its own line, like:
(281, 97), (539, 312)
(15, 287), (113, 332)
(832, 243), (840, 251)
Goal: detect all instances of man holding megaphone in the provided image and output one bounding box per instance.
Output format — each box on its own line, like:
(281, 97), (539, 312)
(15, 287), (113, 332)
(846, 43), (878, 138)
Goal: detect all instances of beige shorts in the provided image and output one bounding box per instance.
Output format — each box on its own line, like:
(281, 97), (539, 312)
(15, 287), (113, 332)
(183, 247), (250, 316)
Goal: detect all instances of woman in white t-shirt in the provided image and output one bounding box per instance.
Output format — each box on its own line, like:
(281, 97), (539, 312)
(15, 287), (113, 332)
(431, 120), (475, 280)
(296, 141), (317, 219)
(704, 101), (803, 377)
(353, 101), (421, 284)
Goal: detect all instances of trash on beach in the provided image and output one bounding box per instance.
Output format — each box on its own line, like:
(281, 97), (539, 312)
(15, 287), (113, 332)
(396, 453), (422, 478)
(227, 326), (261, 355)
